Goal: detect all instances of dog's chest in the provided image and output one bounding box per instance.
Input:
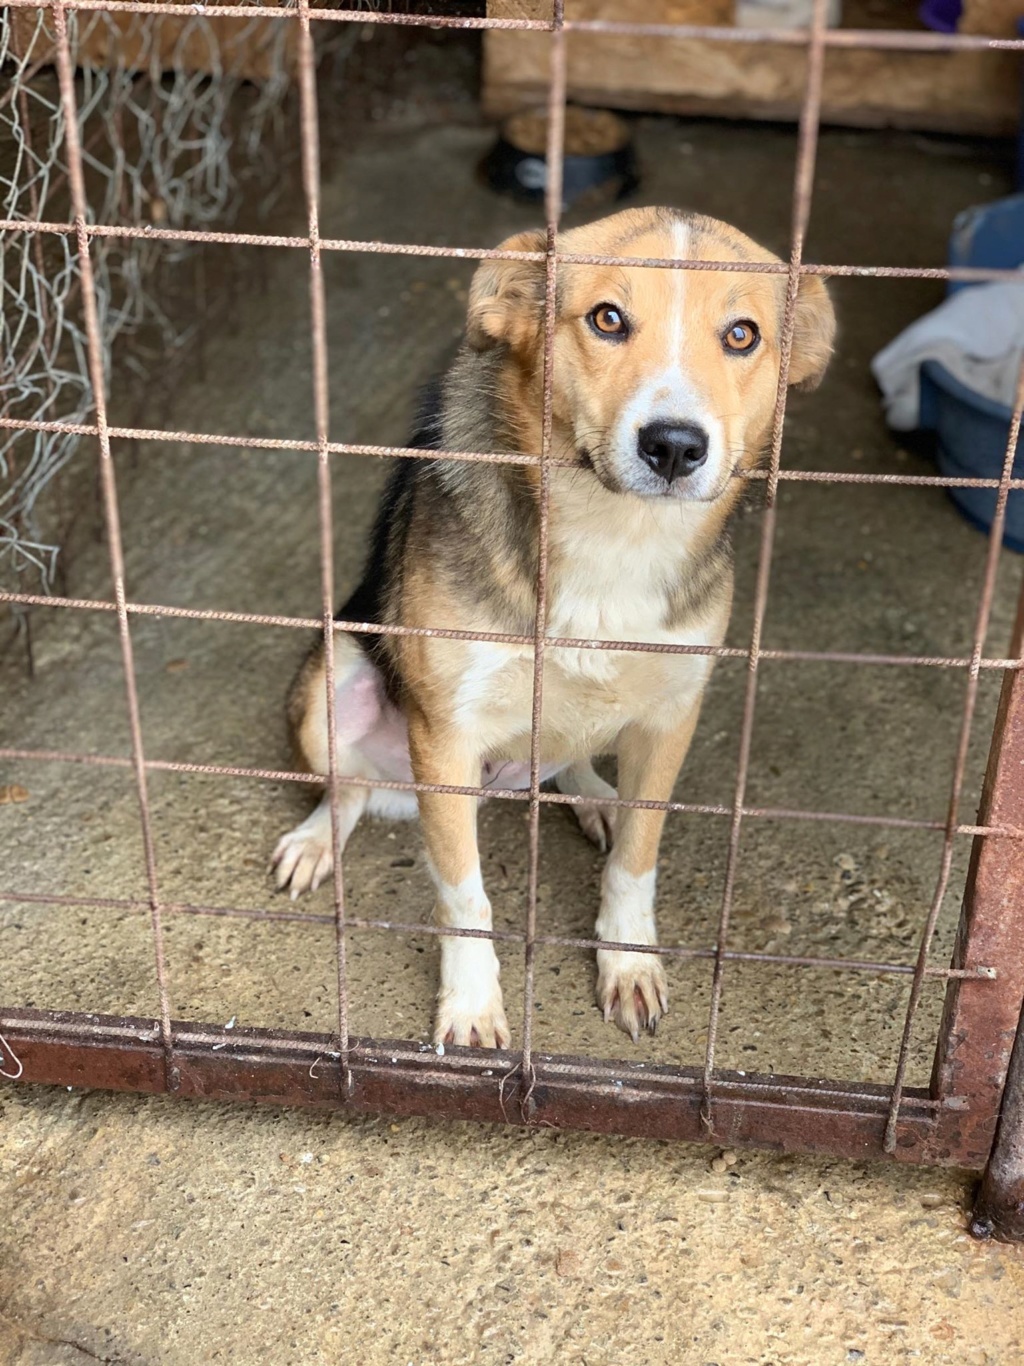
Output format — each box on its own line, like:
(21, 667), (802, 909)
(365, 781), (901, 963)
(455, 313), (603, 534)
(452, 536), (717, 757)
(546, 538), (674, 669)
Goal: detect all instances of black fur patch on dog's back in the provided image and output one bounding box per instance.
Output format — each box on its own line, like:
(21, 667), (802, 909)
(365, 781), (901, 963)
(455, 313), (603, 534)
(407, 377), (445, 451)
(335, 378), (444, 691)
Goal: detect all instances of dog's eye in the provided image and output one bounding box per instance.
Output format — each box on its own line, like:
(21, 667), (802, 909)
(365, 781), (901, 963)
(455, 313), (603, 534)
(589, 304), (628, 338)
(723, 320), (759, 354)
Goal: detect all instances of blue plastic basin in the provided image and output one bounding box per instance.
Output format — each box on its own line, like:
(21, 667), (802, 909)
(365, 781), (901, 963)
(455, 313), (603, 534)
(919, 358), (1024, 551)
(948, 193), (1024, 297)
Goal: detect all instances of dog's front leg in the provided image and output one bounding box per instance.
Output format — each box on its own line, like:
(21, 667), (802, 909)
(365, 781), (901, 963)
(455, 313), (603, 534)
(597, 705), (703, 1041)
(408, 708), (510, 1049)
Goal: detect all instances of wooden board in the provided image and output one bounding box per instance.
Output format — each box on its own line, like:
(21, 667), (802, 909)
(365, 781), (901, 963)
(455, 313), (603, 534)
(484, 0), (1022, 136)
(8, 4), (297, 83)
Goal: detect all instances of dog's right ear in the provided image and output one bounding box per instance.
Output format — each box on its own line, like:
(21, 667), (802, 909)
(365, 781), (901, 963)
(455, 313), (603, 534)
(466, 229), (548, 352)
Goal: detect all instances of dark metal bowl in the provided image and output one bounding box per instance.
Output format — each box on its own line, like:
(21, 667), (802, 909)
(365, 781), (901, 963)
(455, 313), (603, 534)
(481, 116), (639, 211)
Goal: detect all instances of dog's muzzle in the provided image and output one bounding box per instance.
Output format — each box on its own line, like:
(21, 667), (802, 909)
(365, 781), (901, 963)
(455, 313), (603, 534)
(637, 420), (709, 484)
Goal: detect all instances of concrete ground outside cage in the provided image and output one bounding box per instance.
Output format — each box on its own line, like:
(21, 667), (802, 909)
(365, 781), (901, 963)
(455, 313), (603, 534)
(2, 100), (1024, 1362)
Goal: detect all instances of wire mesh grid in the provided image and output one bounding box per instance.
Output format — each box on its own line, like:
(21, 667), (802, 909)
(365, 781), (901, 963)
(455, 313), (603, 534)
(0, 2), (309, 599)
(2, 0), (1024, 1169)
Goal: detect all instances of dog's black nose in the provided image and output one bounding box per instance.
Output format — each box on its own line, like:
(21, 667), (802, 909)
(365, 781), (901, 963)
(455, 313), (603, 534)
(637, 421), (709, 482)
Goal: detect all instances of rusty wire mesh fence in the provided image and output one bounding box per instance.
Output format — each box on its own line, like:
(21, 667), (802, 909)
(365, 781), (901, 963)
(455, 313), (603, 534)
(0, 2), (305, 598)
(2, 0), (1024, 1187)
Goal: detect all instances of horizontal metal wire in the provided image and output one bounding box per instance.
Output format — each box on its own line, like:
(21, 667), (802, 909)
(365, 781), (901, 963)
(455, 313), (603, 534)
(0, 743), (1018, 840)
(3, 415), (1023, 491)
(4, 587), (1024, 674)
(0, 889), (995, 980)
(3, 0), (1024, 53)
(4, 219), (1024, 289)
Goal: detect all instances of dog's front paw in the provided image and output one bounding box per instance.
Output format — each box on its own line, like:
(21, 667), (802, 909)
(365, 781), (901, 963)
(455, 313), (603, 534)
(271, 813), (333, 900)
(434, 983), (511, 1049)
(573, 801), (616, 853)
(596, 950), (668, 1042)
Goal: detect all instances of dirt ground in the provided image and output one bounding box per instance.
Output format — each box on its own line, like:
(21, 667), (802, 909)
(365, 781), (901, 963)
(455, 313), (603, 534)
(3, 26), (1024, 1364)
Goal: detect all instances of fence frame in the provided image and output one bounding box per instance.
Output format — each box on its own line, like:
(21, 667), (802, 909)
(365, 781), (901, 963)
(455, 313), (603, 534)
(2, 0), (1024, 1236)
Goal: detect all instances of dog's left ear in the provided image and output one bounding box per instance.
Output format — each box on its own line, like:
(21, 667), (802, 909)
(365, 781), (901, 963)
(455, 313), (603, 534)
(467, 229), (548, 352)
(788, 275), (836, 391)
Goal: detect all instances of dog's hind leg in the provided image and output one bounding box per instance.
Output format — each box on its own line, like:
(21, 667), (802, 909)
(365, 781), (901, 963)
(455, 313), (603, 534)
(274, 634), (385, 898)
(556, 759), (618, 853)
(272, 788), (368, 899)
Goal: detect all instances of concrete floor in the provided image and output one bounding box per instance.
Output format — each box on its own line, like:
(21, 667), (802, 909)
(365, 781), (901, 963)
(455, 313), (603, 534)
(3, 44), (1024, 1363)
(1, 1081), (1022, 1366)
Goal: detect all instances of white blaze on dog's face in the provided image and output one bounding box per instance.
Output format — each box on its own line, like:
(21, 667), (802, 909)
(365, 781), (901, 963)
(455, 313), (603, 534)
(467, 208), (835, 503)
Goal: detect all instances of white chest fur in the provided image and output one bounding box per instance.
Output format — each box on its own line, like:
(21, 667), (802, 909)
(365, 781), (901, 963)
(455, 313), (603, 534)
(547, 502), (683, 670)
(452, 476), (726, 762)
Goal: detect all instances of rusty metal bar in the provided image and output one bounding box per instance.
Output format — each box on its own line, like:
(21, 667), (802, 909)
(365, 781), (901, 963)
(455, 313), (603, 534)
(930, 584), (1024, 1170)
(47, 0), (176, 1083)
(2, 742), (1020, 840)
(10, 587), (1024, 673)
(5, 221), (1024, 288)
(520, 0), (566, 1100)
(883, 368), (1024, 1154)
(566, 23), (1024, 52)
(294, 0), (352, 1093)
(0, 887), (997, 980)
(0, 1009), (956, 1112)
(0, 1008), (970, 1166)
(5, 414), (1024, 491)
(700, 0), (829, 1137)
(971, 990), (1024, 1240)
(4, 0), (1024, 53)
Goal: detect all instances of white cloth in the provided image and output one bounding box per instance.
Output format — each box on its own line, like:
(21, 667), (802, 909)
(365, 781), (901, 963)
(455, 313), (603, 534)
(870, 281), (1024, 431)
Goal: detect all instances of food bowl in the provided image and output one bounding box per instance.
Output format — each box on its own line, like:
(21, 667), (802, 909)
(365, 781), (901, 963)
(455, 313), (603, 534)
(482, 106), (638, 211)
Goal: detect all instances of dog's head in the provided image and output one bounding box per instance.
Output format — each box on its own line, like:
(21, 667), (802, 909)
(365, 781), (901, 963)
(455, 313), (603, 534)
(466, 207), (835, 503)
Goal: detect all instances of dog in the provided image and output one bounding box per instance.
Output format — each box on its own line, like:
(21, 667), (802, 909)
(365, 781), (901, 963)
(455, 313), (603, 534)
(272, 206), (835, 1048)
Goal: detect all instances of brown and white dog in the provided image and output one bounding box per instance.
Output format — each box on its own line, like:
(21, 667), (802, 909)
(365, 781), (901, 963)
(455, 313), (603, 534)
(272, 207), (835, 1049)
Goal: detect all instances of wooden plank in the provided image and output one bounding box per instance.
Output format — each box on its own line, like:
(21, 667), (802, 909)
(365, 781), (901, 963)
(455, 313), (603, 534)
(484, 0), (1022, 136)
(8, 4), (297, 83)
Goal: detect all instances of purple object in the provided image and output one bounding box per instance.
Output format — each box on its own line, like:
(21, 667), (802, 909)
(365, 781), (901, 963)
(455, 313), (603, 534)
(918, 0), (962, 32)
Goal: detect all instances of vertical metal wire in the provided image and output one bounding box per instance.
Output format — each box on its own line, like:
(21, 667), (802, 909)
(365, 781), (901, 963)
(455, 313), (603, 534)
(295, 0), (351, 1093)
(700, 0), (830, 1135)
(884, 365), (1024, 1152)
(49, 0), (175, 1082)
(519, 0), (566, 1102)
